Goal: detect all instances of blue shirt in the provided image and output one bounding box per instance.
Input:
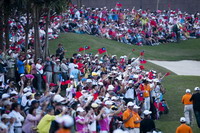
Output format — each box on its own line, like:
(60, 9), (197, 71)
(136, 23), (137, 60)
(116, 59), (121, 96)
(17, 60), (25, 74)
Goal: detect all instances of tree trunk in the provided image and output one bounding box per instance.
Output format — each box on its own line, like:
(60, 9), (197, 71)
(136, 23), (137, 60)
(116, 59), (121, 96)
(4, 0), (10, 50)
(44, 8), (50, 59)
(33, 5), (41, 60)
(0, 8), (3, 50)
(25, 3), (30, 54)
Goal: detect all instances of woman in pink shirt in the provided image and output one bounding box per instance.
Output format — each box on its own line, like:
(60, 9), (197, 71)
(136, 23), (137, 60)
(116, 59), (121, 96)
(75, 107), (89, 133)
(22, 107), (43, 133)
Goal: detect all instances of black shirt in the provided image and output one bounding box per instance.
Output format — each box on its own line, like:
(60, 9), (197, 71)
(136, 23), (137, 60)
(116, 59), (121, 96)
(140, 118), (155, 133)
(190, 92), (200, 111)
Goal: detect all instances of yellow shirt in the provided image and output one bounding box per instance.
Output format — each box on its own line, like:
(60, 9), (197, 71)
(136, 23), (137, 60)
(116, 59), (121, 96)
(37, 114), (58, 133)
(176, 124), (193, 133)
(182, 93), (193, 105)
(123, 109), (135, 128)
(25, 64), (32, 74)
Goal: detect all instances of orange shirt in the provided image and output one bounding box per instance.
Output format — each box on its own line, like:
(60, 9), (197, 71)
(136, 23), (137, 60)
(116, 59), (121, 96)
(133, 112), (141, 128)
(56, 128), (71, 133)
(143, 84), (151, 98)
(123, 109), (135, 128)
(182, 93), (193, 105)
(176, 124), (193, 133)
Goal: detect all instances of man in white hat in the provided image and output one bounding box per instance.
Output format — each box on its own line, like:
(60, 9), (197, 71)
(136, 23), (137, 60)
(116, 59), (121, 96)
(181, 89), (193, 125)
(190, 87), (200, 128)
(140, 110), (155, 133)
(176, 117), (193, 133)
(122, 102), (135, 132)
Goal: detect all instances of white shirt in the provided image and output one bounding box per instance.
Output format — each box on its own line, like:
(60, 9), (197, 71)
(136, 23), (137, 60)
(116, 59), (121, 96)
(36, 63), (43, 74)
(61, 63), (68, 73)
(125, 87), (134, 99)
(68, 63), (75, 74)
(9, 110), (24, 127)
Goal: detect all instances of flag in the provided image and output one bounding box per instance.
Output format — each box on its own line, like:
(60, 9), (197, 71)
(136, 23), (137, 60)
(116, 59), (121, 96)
(140, 59), (147, 64)
(165, 72), (170, 77)
(139, 65), (145, 70)
(78, 47), (84, 52)
(140, 51), (145, 56)
(98, 47), (106, 54)
(84, 46), (90, 50)
(132, 49), (135, 52)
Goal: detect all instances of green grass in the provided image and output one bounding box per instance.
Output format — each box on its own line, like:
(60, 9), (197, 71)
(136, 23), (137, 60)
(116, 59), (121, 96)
(49, 33), (200, 61)
(157, 76), (200, 133)
(49, 33), (200, 133)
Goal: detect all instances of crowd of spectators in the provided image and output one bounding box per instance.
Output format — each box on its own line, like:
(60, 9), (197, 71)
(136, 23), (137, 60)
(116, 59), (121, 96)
(0, 42), (169, 132)
(0, 3), (199, 133)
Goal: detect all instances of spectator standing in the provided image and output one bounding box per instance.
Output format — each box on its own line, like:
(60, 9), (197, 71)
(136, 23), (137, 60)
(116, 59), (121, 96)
(133, 105), (141, 133)
(190, 87), (200, 128)
(35, 58), (44, 93)
(176, 117), (193, 133)
(140, 110), (155, 133)
(182, 89), (193, 125)
(61, 58), (69, 81)
(44, 57), (53, 83)
(53, 59), (61, 83)
(56, 44), (65, 60)
(9, 103), (24, 133)
(122, 102), (135, 133)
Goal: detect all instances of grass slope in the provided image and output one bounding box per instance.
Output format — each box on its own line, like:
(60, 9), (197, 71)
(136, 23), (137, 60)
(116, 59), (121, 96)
(49, 33), (200, 61)
(49, 33), (200, 132)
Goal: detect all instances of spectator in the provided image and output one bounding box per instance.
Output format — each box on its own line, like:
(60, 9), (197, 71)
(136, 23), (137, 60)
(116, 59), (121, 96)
(140, 110), (155, 133)
(176, 117), (193, 133)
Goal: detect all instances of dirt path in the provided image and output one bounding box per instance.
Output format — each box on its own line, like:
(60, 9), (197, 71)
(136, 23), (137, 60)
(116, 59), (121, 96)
(148, 60), (200, 76)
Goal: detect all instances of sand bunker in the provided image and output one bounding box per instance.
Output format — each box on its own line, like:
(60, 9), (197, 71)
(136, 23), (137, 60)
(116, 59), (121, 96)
(148, 60), (200, 76)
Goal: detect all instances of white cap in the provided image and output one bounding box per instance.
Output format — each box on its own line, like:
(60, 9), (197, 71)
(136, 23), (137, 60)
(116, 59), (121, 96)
(1, 114), (11, 119)
(113, 129), (129, 133)
(105, 100), (113, 105)
(116, 76), (122, 81)
(70, 75), (74, 79)
(98, 82), (103, 86)
(23, 87), (32, 93)
(127, 102), (135, 107)
(133, 105), (140, 109)
(143, 110), (152, 115)
(53, 94), (65, 103)
(2, 93), (10, 99)
(56, 59), (60, 62)
(10, 91), (18, 95)
(128, 80), (133, 84)
(91, 103), (99, 108)
(186, 89), (191, 93)
(76, 107), (85, 112)
(86, 79), (92, 83)
(111, 96), (118, 100)
(56, 115), (74, 127)
(74, 65), (78, 68)
(194, 87), (200, 91)
(20, 74), (25, 77)
(25, 92), (32, 97)
(112, 66), (117, 70)
(107, 85), (114, 91)
(180, 117), (186, 122)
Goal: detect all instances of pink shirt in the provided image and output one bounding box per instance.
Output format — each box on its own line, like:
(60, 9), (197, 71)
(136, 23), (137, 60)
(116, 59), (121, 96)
(98, 116), (109, 131)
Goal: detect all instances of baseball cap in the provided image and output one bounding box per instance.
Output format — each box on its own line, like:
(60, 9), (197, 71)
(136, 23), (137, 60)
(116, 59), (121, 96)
(53, 94), (65, 103)
(185, 89), (191, 93)
(133, 105), (140, 109)
(194, 87), (200, 91)
(105, 101), (113, 105)
(56, 115), (74, 127)
(1, 114), (11, 119)
(143, 110), (152, 115)
(107, 85), (114, 91)
(91, 103), (99, 108)
(76, 107), (85, 112)
(127, 102), (134, 107)
(180, 117), (186, 122)
(2, 93), (10, 99)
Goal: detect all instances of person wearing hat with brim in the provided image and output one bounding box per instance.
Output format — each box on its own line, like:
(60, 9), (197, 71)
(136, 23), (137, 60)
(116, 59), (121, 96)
(53, 59), (61, 84)
(35, 58), (44, 93)
(176, 117), (193, 133)
(133, 105), (141, 133)
(0, 114), (11, 132)
(87, 103), (99, 133)
(190, 87), (200, 128)
(75, 107), (89, 133)
(70, 64), (81, 84)
(182, 89), (193, 125)
(122, 102), (135, 132)
(140, 110), (155, 133)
